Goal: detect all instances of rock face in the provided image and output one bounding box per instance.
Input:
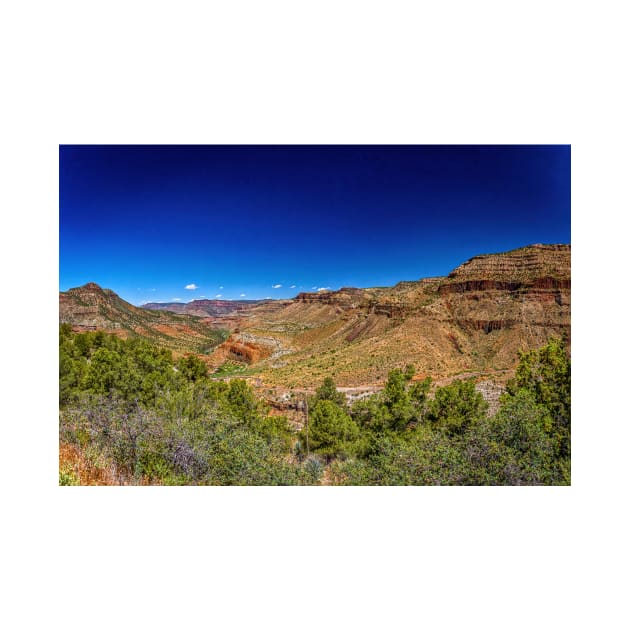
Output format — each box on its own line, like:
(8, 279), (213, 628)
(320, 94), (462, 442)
(212, 332), (288, 364)
(223, 337), (273, 363)
(440, 244), (571, 293)
(437, 244), (570, 336)
(295, 287), (368, 309)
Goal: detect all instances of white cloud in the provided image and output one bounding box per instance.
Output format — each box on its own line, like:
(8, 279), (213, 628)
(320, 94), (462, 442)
(265, 296), (271, 299)
(240, 293), (246, 297)
(172, 297), (181, 302)
(317, 287), (331, 292)
(215, 294), (223, 298)
(311, 286), (317, 290)
(199, 295), (206, 298)
(290, 285), (296, 289)
(272, 284), (282, 289)
(185, 283), (198, 290)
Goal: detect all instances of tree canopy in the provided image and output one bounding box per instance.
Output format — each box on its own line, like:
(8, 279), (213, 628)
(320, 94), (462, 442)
(60, 328), (570, 486)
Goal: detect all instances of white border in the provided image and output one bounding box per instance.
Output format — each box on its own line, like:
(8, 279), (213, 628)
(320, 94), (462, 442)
(2, 2), (628, 629)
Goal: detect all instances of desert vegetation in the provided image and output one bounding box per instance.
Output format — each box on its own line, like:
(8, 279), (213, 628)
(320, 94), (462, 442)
(60, 324), (570, 485)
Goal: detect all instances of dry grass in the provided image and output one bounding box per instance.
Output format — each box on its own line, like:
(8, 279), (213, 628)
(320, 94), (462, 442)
(59, 443), (113, 485)
(59, 443), (151, 486)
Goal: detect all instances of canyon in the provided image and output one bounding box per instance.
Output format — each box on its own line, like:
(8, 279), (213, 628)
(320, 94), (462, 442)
(60, 243), (570, 390)
(198, 244), (570, 389)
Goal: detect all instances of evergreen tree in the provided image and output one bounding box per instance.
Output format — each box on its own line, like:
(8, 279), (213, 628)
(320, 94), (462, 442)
(304, 400), (360, 460)
(425, 379), (488, 435)
(506, 337), (571, 456)
(176, 354), (208, 382)
(312, 376), (346, 408)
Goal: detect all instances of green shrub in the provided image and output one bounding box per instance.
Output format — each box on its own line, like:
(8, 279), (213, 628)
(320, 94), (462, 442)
(425, 379), (488, 435)
(58, 328), (569, 486)
(59, 468), (79, 486)
(506, 337), (571, 457)
(302, 400), (360, 460)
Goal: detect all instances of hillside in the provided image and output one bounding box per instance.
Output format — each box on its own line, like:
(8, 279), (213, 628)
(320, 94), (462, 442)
(59, 244), (570, 386)
(204, 244), (570, 387)
(59, 282), (227, 354)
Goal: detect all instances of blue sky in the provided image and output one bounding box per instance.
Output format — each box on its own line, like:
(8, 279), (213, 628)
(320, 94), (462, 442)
(60, 145), (570, 305)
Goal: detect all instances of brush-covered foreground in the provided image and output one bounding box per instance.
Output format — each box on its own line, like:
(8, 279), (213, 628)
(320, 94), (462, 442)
(59, 325), (570, 485)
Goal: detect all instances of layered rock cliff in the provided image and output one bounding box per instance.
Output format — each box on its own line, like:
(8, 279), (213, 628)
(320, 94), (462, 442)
(227, 244), (570, 386)
(295, 287), (369, 309)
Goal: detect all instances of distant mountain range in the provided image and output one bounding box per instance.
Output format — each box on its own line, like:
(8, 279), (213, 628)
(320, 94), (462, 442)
(60, 243), (570, 385)
(142, 299), (265, 317)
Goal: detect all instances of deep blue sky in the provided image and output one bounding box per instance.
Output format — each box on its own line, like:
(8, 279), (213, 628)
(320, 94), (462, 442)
(60, 145), (570, 305)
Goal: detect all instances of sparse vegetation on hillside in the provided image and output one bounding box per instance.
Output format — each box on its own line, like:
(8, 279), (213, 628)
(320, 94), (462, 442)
(59, 283), (228, 354)
(207, 244), (571, 388)
(60, 326), (570, 485)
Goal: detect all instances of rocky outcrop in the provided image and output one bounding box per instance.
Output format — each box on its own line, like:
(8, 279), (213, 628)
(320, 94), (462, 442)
(439, 280), (523, 294)
(226, 340), (271, 363)
(215, 332), (289, 365)
(428, 245), (571, 336)
(295, 287), (368, 309)
(532, 277), (571, 290)
(370, 304), (407, 319)
(454, 318), (518, 333)
(442, 244), (570, 287)
(439, 277), (570, 295)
